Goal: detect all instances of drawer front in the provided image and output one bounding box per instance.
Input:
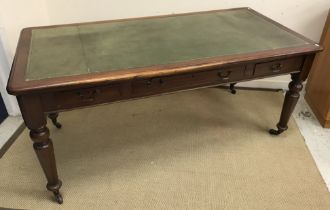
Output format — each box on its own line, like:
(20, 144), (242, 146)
(131, 66), (245, 97)
(254, 56), (304, 77)
(47, 84), (123, 110)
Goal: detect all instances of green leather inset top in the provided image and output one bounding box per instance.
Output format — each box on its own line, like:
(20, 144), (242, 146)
(26, 9), (309, 80)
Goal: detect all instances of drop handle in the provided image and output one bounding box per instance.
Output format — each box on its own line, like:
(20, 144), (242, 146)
(77, 89), (100, 101)
(271, 63), (283, 73)
(146, 78), (164, 87)
(217, 71), (231, 80)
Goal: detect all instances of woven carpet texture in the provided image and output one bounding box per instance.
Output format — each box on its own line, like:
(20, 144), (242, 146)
(0, 88), (329, 209)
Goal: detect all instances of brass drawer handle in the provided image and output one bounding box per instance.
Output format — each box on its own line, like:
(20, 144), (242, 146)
(271, 63), (283, 73)
(147, 78), (164, 87)
(218, 71), (231, 80)
(77, 89), (100, 101)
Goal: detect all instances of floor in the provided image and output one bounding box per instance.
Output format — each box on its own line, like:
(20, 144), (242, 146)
(1, 89), (329, 209)
(293, 95), (330, 192)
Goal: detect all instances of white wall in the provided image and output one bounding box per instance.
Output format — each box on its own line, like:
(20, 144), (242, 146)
(0, 0), (49, 115)
(0, 0), (329, 115)
(44, 0), (329, 42)
(0, 0), (49, 62)
(2, 0), (329, 58)
(0, 29), (20, 115)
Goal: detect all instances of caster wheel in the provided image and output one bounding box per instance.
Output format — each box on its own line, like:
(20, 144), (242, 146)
(54, 192), (63, 204)
(269, 129), (284, 136)
(229, 83), (237, 94)
(54, 122), (62, 129)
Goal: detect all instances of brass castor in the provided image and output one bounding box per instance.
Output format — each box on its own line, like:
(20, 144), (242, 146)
(269, 124), (287, 136)
(54, 191), (63, 204)
(48, 113), (62, 129)
(47, 180), (63, 204)
(269, 129), (283, 135)
(229, 83), (237, 94)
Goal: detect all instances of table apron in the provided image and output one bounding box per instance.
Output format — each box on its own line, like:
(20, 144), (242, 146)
(40, 55), (305, 112)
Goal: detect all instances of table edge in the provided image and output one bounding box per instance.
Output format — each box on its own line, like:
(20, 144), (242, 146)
(7, 7), (322, 95)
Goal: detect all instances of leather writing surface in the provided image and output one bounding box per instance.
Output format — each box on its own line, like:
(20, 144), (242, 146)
(26, 9), (308, 81)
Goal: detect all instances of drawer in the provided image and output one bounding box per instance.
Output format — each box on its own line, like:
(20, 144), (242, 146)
(254, 56), (304, 77)
(131, 66), (245, 97)
(49, 84), (123, 110)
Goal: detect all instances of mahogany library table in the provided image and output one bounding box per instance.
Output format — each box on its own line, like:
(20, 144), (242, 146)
(7, 7), (322, 204)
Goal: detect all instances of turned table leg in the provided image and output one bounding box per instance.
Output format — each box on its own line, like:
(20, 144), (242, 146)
(17, 95), (63, 204)
(30, 126), (63, 204)
(48, 113), (62, 129)
(269, 55), (315, 135)
(269, 73), (303, 135)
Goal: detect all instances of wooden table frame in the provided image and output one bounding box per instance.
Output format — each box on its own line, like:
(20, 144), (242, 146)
(7, 8), (322, 204)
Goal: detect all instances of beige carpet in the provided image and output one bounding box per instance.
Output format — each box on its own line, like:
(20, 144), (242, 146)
(0, 88), (329, 209)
